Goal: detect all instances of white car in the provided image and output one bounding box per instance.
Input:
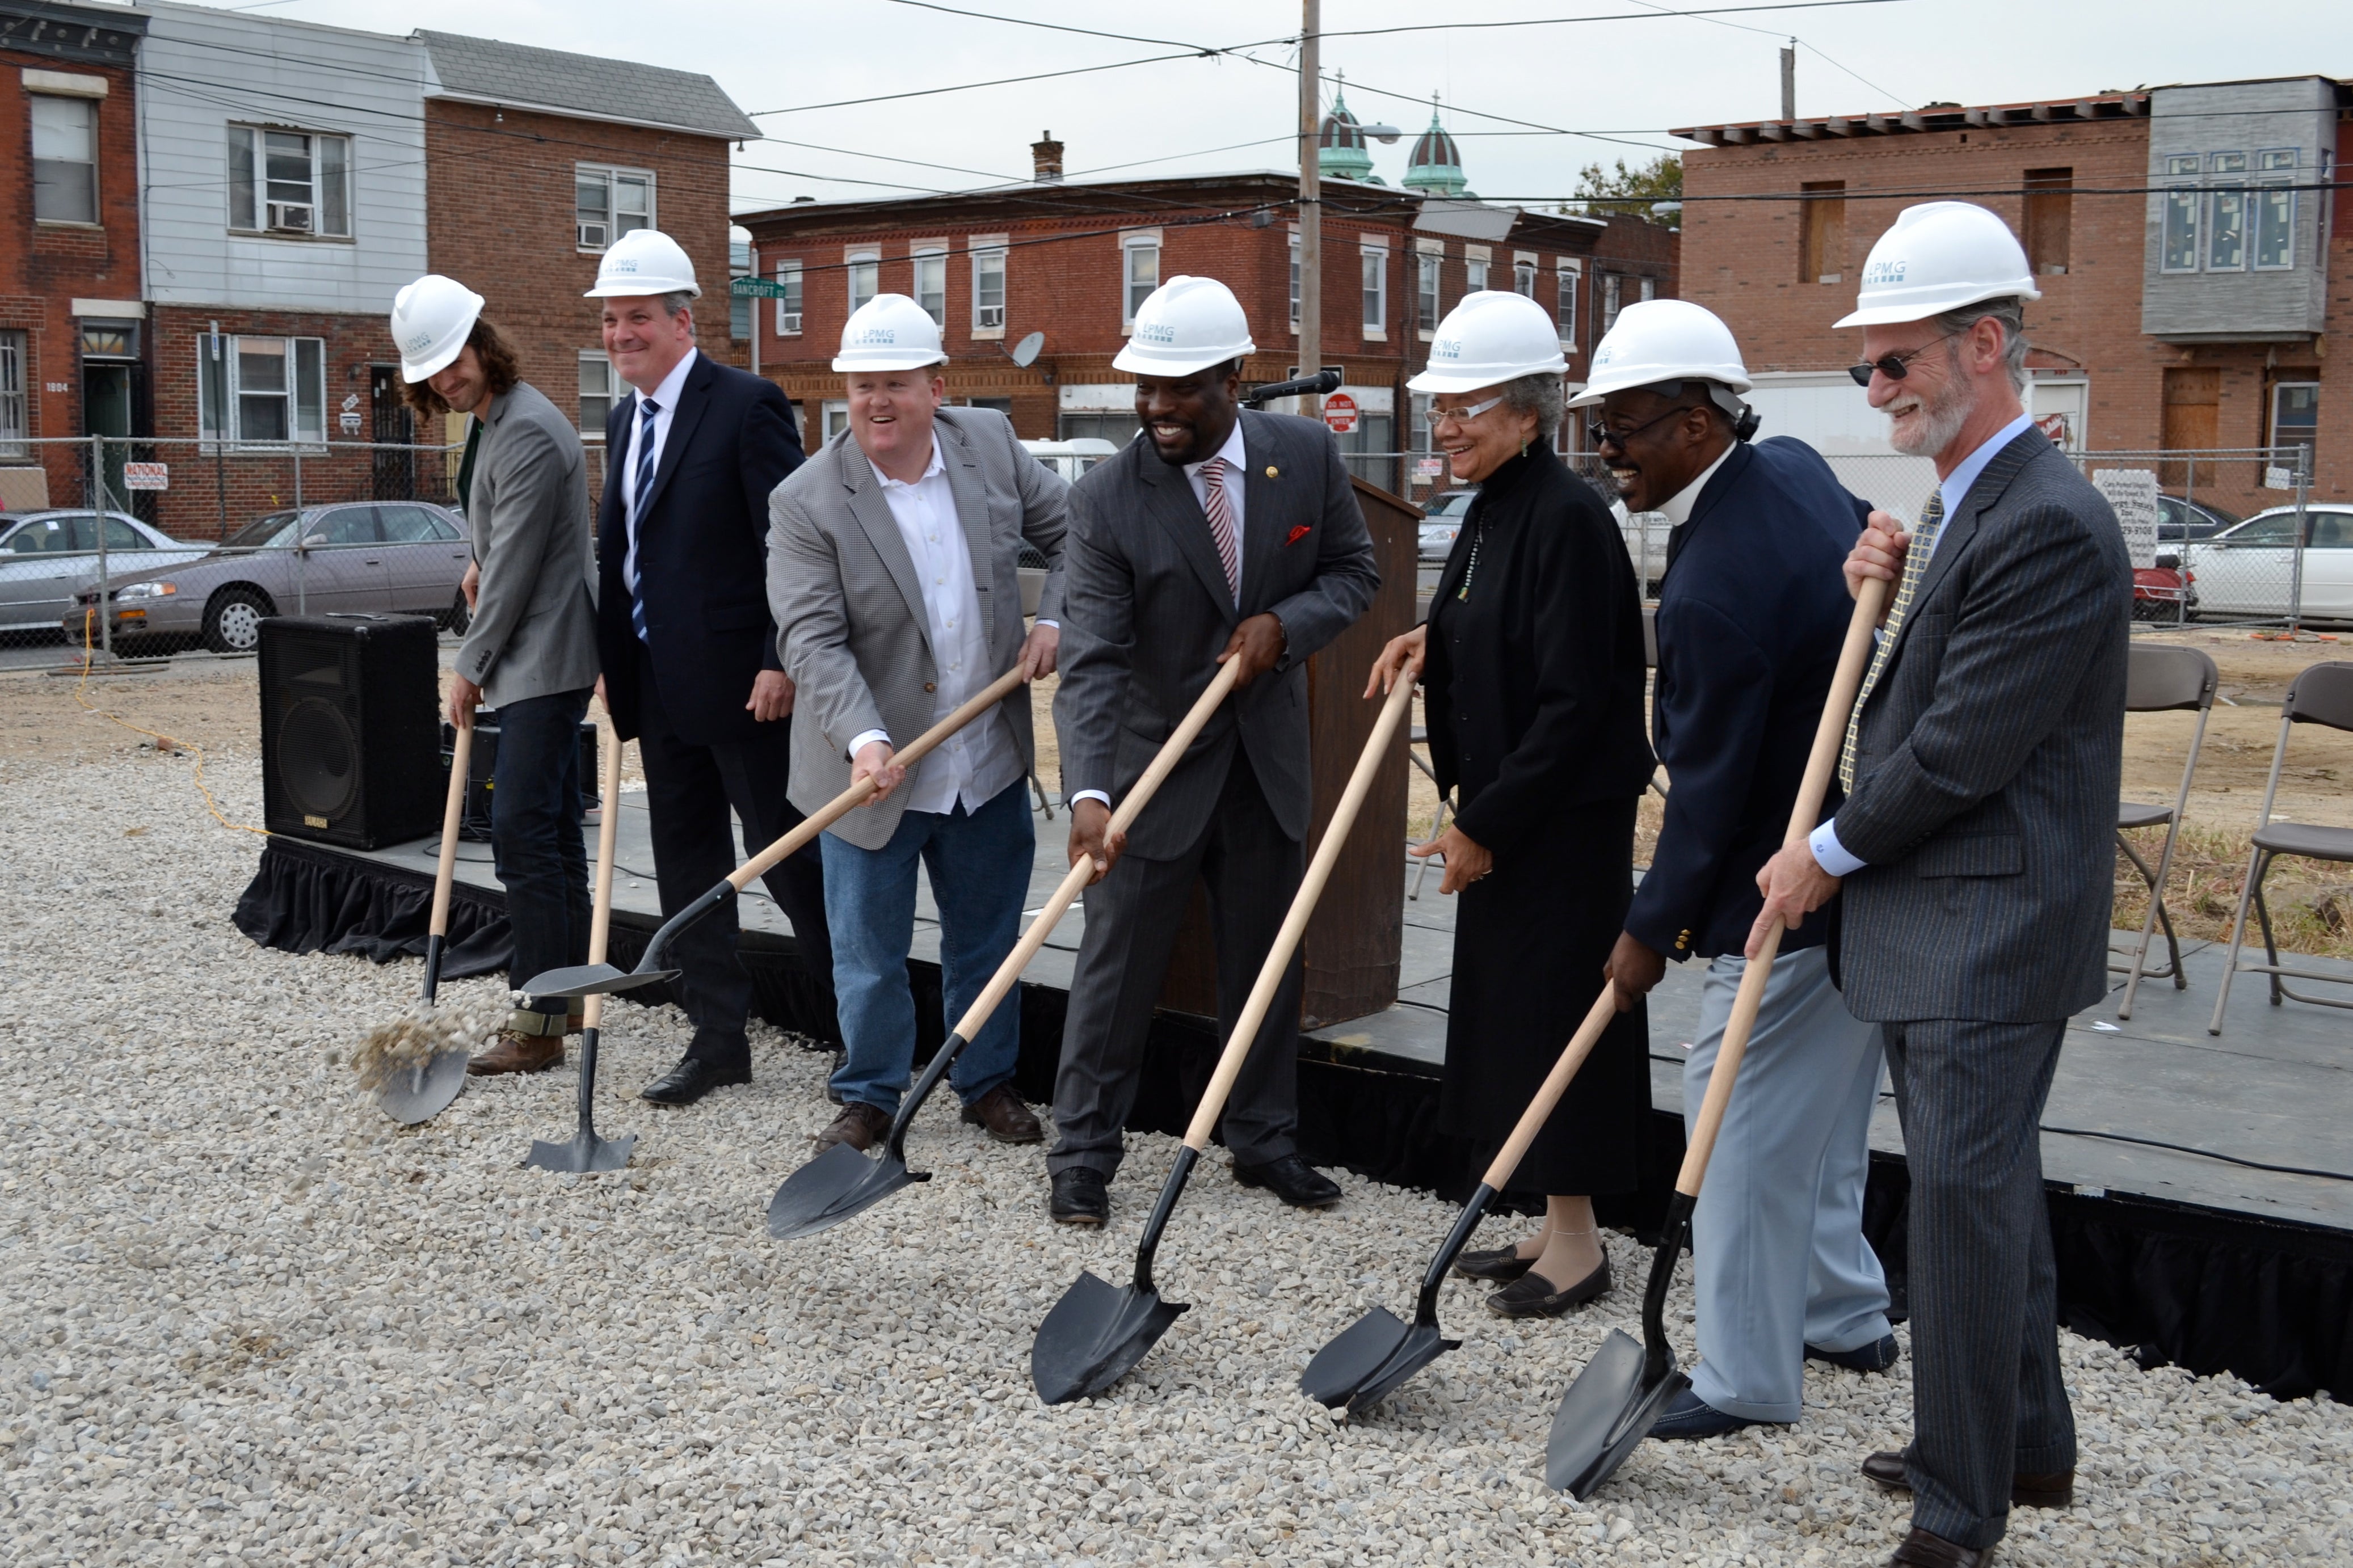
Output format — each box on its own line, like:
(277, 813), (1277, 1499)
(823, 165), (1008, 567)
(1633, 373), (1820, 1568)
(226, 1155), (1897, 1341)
(0, 510), (208, 638)
(2182, 504), (2353, 622)
(1418, 489), (1476, 563)
(1021, 438), (1120, 486)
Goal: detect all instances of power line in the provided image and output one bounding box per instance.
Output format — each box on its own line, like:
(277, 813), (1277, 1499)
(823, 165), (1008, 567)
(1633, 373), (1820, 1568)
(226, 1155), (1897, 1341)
(747, 48), (1217, 118)
(1316, 0), (1914, 40)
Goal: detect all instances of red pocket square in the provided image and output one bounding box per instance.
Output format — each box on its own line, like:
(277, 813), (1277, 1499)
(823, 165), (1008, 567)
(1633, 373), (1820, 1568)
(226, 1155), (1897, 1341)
(1285, 524), (1312, 547)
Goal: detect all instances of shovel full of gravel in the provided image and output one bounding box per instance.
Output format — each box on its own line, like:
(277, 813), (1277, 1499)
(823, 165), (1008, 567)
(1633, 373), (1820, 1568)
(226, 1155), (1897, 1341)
(525, 731), (637, 1173)
(1547, 576), (1887, 1498)
(1032, 673), (1416, 1406)
(362, 722), (479, 1124)
(768, 659), (1243, 1241)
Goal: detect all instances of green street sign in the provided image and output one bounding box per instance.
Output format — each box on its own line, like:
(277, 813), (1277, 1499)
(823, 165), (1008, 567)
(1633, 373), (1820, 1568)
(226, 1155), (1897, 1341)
(730, 276), (790, 298)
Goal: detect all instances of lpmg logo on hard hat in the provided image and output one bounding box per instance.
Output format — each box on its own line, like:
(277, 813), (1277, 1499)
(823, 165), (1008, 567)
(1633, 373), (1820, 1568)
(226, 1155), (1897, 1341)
(1864, 260), (1906, 285)
(851, 327), (898, 345)
(403, 330), (435, 352)
(1136, 323), (1177, 345)
(1431, 336), (1463, 361)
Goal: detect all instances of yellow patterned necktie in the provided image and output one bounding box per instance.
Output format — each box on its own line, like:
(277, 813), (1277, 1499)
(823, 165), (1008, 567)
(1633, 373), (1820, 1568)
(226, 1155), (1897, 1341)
(1838, 490), (1945, 794)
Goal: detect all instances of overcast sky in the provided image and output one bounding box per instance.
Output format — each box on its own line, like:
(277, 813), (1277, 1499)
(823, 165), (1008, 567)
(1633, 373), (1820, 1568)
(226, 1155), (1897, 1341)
(234, 0), (2350, 217)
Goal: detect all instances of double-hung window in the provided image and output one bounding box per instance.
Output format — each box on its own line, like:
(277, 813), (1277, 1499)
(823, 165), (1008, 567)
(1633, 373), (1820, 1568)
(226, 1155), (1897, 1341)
(1360, 239), (1388, 340)
(579, 352), (618, 437)
(1122, 232), (1161, 327)
(1599, 273), (1624, 332)
(32, 95), (99, 224)
(1513, 254), (1537, 297)
(230, 125), (351, 237)
(1555, 263), (1580, 346)
(846, 249), (879, 314)
(970, 240), (1007, 333)
(1415, 246), (1442, 335)
(199, 335), (326, 446)
(1289, 236), (1303, 331)
(912, 244), (948, 328)
(0, 330), (26, 458)
(575, 165), (652, 251)
(774, 260), (804, 335)
(1464, 250), (1490, 294)
(729, 237), (754, 339)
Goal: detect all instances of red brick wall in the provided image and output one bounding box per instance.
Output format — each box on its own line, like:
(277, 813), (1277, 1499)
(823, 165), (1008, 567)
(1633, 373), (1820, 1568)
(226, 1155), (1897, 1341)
(423, 100), (740, 443)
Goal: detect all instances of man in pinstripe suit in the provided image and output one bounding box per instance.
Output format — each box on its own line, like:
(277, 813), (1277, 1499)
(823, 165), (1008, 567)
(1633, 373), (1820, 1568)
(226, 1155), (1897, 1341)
(1752, 204), (2130, 1568)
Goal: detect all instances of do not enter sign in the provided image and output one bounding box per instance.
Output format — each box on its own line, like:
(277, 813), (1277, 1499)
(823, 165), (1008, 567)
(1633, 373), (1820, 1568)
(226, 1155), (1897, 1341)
(1322, 391), (1358, 434)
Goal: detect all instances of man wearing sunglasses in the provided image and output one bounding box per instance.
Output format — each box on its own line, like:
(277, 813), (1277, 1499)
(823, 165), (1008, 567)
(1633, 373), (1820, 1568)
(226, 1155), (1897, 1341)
(1750, 202), (2131, 1568)
(1573, 300), (1895, 1445)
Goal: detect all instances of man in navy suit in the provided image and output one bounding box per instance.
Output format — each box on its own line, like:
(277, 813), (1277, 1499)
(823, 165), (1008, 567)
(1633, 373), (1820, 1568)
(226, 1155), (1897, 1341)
(586, 229), (834, 1106)
(1581, 301), (1896, 1440)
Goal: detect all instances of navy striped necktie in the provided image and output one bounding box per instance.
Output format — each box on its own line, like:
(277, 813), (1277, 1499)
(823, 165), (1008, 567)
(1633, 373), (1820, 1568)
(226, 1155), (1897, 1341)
(629, 397), (660, 642)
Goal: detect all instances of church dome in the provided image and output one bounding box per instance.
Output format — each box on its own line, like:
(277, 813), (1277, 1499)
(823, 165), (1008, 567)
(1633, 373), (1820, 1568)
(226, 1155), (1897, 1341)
(1317, 87), (1379, 184)
(1404, 102), (1472, 199)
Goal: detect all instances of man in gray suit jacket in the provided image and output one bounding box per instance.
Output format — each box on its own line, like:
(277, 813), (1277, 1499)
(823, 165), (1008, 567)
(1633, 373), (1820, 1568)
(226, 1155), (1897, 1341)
(1048, 275), (1379, 1225)
(1752, 204), (2129, 1568)
(768, 294), (1067, 1154)
(391, 275), (600, 1073)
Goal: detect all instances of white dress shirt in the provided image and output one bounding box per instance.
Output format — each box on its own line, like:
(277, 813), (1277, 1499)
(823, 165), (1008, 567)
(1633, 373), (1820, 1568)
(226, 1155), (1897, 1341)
(620, 347), (700, 613)
(847, 434), (1021, 817)
(1809, 411), (2037, 876)
(1658, 440), (1735, 528)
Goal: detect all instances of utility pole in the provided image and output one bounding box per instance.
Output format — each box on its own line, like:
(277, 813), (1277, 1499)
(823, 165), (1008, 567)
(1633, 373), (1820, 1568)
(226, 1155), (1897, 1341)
(1779, 41), (1796, 121)
(1296, 0), (1321, 419)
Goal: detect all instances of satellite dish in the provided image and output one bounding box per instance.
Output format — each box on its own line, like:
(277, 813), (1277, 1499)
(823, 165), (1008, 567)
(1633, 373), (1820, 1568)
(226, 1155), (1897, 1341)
(1009, 331), (1045, 368)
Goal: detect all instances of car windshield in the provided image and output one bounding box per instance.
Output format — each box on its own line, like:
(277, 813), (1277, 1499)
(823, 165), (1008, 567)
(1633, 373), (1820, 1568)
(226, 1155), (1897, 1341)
(1425, 492), (1475, 519)
(223, 511), (307, 549)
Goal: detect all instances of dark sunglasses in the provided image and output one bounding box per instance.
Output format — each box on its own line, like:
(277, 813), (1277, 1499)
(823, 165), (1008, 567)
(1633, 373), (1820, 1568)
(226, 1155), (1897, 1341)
(1585, 403), (1706, 452)
(1846, 330), (1962, 387)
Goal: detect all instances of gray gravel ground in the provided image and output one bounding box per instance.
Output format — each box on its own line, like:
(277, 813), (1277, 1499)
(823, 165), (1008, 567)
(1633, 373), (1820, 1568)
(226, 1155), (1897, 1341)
(6, 746), (2353, 1567)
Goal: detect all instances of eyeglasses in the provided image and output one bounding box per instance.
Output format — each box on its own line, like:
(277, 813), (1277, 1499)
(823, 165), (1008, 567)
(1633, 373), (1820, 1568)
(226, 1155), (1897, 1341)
(1585, 403), (1703, 452)
(1429, 394), (1505, 426)
(1846, 330), (1962, 387)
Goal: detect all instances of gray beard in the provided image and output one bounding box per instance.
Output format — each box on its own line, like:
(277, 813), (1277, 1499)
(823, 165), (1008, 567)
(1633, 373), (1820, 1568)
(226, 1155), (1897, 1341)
(1888, 371), (1973, 459)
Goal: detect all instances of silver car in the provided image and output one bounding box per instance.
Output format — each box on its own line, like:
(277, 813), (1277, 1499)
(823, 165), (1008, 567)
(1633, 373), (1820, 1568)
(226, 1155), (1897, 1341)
(72, 500), (475, 654)
(2181, 504), (2353, 622)
(1, 510), (208, 639)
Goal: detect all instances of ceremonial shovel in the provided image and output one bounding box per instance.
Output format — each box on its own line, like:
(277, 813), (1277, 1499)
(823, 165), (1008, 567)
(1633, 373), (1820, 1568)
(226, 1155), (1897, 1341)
(519, 666), (1029, 1003)
(1546, 575), (1888, 1499)
(525, 730), (636, 1173)
(1302, 983), (1623, 1414)
(1030, 674), (1417, 1406)
(369, 722), (475, 1125)
(765, 659), (1244, 1241)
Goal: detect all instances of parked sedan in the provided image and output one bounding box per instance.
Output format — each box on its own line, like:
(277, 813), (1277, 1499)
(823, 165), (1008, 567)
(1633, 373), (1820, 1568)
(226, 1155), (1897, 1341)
(1, 510), (207, 638)
(71, 500), (474, 653)
(2158, 494), (2241, 543)
(2181, 504), (2353, 622)
(1418, 488), (1476, 563)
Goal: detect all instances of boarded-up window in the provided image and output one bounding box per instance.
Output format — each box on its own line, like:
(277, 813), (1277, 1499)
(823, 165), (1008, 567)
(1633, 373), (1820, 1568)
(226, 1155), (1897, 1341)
(2160, 368), (2220, 487)
(2024, 168), (2072, 276)
(1800, 182), (1846, 284)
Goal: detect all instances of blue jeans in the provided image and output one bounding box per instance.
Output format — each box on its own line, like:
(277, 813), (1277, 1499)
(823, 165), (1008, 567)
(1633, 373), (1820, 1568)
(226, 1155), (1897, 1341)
(821, 780), (1034, 1113)
(486, 688), (592, 1023)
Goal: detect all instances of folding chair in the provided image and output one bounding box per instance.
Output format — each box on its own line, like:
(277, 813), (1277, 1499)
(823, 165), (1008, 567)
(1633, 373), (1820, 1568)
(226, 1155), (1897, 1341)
(2208, 661), (2353, 1036)
(2114, 643), (2219, 1019)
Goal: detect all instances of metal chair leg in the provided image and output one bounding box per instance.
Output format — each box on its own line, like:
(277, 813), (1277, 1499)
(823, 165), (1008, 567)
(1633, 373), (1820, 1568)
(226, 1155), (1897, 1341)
(2208, 841), (2266, 1036)
(2253, 859), (2283, 1008)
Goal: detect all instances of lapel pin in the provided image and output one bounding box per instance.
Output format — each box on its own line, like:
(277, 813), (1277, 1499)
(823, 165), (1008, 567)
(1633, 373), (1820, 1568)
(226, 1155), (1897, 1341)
(1264, 465), (1279, 479)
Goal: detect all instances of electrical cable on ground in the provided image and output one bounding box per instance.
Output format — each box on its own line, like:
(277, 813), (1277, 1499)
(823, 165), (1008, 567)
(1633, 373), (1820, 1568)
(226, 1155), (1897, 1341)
(69, 619), (268, 840)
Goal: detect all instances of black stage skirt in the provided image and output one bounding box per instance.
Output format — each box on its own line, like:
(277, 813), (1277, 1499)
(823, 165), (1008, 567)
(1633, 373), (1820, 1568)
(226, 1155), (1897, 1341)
(1438, 795), (1649, 1196)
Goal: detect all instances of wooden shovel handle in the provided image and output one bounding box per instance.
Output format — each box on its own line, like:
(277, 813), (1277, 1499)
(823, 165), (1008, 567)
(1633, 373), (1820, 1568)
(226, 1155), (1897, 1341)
(429, 723), (472, 943)
(1675, 575), (1889, 1198)
(725, 664), (1029, 893)
(1480, 983), (1621, 1191)
(1182, 675), (1417, 1152)
(581, 726), (628, 1031)
(943, 658), (1244, 1046)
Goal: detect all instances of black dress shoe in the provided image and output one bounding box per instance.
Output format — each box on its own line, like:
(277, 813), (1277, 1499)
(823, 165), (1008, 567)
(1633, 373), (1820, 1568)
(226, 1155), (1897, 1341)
(1231, 1153), (1341, 1208)
(1887, 1526), (1990, 1567)
(1453, 1244), (1538, 1282)
(1050, 1166), (1108, 1226)
(1486, 1250), (1613, 1318)
(1861, 1451), (2074, 1510)
(639, 1055), (751, 1106)
(1807, 1333), (1901, 1373)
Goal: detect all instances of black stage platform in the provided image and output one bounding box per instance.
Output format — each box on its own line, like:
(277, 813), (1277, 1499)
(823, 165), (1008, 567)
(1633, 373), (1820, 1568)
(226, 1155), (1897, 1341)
(236, 795), (2353, 1402)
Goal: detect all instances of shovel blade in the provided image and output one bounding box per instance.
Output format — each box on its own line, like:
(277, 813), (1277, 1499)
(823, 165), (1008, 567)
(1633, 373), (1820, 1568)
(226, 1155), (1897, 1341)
(1544, 1328), (1690, 1499)
(519, 961), (679, 1000)
(372, 1048), (469, 1126)
(1030, 1270), (1189, 1406)
(523, 1130), (636, 1173)
(767, 1142), (921, 1240)
(1300, 1306), (1458, 1414)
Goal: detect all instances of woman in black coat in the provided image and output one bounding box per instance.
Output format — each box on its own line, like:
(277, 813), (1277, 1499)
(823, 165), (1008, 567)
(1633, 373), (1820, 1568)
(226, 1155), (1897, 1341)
(1369, 292), (1656, 1317)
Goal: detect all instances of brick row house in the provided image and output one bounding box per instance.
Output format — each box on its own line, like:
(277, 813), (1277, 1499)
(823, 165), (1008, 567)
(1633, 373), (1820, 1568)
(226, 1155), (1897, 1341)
(737, 113), (1677, 502)
(1672, 75), (2349, 518)
(0, 0), (755, 538)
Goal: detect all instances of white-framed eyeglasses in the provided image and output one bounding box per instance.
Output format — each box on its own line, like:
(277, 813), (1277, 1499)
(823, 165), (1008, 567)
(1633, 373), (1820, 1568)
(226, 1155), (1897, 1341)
(1429, 394), (1504, 426)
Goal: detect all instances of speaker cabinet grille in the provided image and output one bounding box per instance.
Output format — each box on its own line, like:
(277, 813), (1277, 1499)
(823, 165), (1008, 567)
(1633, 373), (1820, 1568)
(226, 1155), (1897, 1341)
(260, 614), (443, 849)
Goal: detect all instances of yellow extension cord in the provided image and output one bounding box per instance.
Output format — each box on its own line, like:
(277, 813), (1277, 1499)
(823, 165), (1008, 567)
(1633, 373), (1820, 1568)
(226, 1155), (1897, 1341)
(73, 610), (270, 838)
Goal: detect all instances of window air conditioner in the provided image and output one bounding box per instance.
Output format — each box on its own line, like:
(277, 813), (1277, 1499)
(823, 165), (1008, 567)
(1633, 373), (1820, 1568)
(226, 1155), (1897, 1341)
(579, 222), (609, 248)
(267, 201), (315, 234)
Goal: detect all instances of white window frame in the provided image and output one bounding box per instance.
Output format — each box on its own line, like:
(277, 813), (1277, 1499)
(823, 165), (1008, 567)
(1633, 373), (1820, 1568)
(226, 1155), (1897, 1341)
(969, 235), (1008, 336)
(578, 351), (618, 439)
(2253, 149), (2298, 271)
(1513, 251), (1538, 298)
(1359, 238), (1388, 342)
(1639, 277), (1657, 304)
(2160, 155), (2203, 275)
(31, 94), (99, 226)
(229, 124), (352, 239)
(774, 260), (804, 335)
(0, 329), (26, 458)
(845, 248), (880, 314)
(1464, 244), (1491, 294)
(575, 163), (653, 252)
(911, 241), (949, 329)
(1289, 232), (1303, 332)
(1415, 240), (1443, 340)
(197, 334), (326, 449)
(1555, 261), (1581, 347)
(821, 400), (851, 444)
(1121, 230), (1162, 329)
(1600, 273), (1624, 331)
(729, 238), (755, 342)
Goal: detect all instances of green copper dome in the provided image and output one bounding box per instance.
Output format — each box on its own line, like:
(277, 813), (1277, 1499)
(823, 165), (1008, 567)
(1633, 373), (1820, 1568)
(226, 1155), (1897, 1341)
(1404, 102), (1472, 199)
(1317, 87), (1382, 184)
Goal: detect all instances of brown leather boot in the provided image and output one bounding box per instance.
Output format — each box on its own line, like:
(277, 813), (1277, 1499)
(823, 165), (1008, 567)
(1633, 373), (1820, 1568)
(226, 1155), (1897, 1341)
(466, 1031), (563, 1076)
(813, 1102), (892, 1153)
(959, 1084), (1043, 1144)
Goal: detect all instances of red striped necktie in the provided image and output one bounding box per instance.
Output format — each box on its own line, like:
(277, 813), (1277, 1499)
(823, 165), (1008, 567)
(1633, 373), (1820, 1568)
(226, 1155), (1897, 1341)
(1200, 456), (1239, 604)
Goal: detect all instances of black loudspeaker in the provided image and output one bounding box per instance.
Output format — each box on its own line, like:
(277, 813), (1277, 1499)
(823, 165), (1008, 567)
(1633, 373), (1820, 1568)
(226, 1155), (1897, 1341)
(259, 614), (443, 849)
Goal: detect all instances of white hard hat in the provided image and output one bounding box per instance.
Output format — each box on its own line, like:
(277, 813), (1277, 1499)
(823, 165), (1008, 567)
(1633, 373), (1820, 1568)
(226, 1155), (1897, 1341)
(390, 274), (486, 383)
(583, 228), (701, 299)
(1834, 201), (2040, 330)
(1566, 298), (1752, 408)
(1406, 290), (1567, 395)
(832, 294), (949, 373)
(1112, 275), (1255, 377)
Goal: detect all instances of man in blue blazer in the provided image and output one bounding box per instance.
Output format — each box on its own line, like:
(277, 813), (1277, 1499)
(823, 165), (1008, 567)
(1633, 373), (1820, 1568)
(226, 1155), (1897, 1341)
(1582, 301), (1897, 1442)
(587, 229), (834, 1106)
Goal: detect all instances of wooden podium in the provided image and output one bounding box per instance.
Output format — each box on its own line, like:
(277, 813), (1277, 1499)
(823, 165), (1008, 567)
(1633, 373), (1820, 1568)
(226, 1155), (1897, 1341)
(1156, 477), (1418, 1029)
